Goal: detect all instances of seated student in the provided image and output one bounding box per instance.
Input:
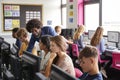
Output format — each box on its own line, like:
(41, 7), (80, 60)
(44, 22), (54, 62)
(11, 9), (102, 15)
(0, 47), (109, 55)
(90, 26), (105, 54)
(12, 27), (21, 50)
(39, 35), (57, 77)
(90, 27), (112, 71)
(50, 35), (75, 77)
(73, 25), (85, 51)
(55, 25), (62, 35)
(78, 46), (103, 80)
(16, 28), (37, 57)
(26, 19), (57, 53)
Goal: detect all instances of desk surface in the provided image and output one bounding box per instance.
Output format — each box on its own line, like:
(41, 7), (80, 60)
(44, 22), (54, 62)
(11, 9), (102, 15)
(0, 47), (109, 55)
(105, 48), (120, 53)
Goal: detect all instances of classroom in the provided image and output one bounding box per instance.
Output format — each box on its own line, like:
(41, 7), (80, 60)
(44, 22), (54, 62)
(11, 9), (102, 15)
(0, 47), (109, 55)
(0, 0), (120, 80)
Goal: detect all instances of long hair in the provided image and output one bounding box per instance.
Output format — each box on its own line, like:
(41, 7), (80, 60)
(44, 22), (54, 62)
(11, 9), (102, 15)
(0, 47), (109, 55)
(90, 26), (104, 46)
(50, 35), (67, 52)
(73, 25), (85, 40)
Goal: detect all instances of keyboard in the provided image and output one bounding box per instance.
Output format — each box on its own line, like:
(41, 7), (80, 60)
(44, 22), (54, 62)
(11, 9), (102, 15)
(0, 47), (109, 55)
(107, 46), (116, 50)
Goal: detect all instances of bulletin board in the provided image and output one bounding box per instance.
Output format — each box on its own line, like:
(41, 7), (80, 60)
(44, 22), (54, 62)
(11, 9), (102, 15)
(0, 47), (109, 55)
(2, 4), (42, 31)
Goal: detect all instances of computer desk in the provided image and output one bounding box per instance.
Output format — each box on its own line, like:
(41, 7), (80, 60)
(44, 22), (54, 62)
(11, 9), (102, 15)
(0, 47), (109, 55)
(105, 48), (120, 57)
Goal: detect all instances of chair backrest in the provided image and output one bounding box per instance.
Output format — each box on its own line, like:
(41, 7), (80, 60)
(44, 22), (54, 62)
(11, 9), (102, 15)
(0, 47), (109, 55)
(72, 44), (79, 57)
(97, 49), (108, 64)
(112, 52), (120, 70)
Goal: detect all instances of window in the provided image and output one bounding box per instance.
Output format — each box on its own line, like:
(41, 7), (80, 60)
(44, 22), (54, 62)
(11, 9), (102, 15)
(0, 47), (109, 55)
(102, 0), (120, 35)
(84, 3), (99, 32)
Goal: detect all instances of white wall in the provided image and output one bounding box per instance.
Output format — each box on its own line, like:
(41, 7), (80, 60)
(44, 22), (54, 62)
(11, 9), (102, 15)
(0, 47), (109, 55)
(0, 0), (61, 45)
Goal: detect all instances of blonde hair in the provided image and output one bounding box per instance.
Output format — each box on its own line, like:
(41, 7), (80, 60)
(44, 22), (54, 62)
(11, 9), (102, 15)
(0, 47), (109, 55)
(73, 25), (85, 40)
(90, 26), (104, 46)
(16, 28), (28, 38)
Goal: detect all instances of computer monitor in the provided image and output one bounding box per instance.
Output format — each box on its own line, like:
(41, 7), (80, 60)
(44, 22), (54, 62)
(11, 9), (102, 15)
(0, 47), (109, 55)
(10, 44), (19, 56)
(22, 51), (41, 80)
(9, 54), (22, 80)
(107, 31), (119, 43)
(34, 72), (47, 80)
(1, 40), (11, 69)
(0, 37), (4, 53)
(50, 64), (79, 80)
(0, 37), (4, 45)
(88, 30), (95, 39)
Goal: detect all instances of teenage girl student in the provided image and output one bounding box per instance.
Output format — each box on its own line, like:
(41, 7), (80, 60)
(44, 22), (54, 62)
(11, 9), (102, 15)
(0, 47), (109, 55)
(16, 28), (37, 57)
(39, 35), (57, 77)
(50, 35), (75, 77)
(90, 26), (112, 74)
(73, 25), (85, 52)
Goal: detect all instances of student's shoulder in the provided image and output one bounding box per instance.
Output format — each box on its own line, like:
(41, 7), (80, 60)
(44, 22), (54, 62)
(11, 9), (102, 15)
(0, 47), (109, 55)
(42, 26), (52, 30)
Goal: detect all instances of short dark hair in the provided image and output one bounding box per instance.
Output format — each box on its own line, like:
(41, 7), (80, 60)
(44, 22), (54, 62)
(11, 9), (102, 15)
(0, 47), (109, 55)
(79, 45), (98, 60)
(12, 27), (19, 33)
(40, 35), (51, 51)
(26, 19), (43, 33)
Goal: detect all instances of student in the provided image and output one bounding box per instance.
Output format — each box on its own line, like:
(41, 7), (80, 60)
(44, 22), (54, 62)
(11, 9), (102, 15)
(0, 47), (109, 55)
(16, 28), (37, 57)
(55, 25), (73, 44)
(26, 19), (57, 52)
(90, 26), (112, 77)
(39, 35), (57, 77)
(12, 27), (21, 50)
(79, 46), (103, 80)
(73, 25), (85, 51)
(50, 35), (75, 77)
(55, 25), (62, 35)
(90, 26), (105, 54)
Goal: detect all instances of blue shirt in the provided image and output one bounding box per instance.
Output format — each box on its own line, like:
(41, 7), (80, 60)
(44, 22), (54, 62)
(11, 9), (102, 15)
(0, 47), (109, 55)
(27, 26), (57, 52)
(15, 39), (21, 50)
(97, 38), (106, 54)
(79, 72), (103, 80)
(73, 35), (85, 51)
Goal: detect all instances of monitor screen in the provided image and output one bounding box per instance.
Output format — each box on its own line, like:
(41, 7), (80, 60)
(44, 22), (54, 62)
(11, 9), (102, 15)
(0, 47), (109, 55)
(107, 31), (120, 43)
(50, 64), (79, 80)
(1, 40), (10, 51)
(0, 37), (4, 45)
(10, 44), (19, 56)
(0, 37), (4, 52)
(34, 72), (47, 80)
(88, 30), (95, 39)
(22, 51), (41, 72)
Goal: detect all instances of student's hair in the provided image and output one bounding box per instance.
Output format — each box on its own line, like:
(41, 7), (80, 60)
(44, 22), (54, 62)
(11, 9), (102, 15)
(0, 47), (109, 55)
(90, 26), (104, 46)
(40, 35), (51, 51)
(26, 19), (43, 33)
(50, 35), (67, 52)
(55, 26), (61, 32)
(12, 27), (19, 33)
(79, 45), (98, 60)
(73, 25), (85, 40)
(16, 28), (28, 38)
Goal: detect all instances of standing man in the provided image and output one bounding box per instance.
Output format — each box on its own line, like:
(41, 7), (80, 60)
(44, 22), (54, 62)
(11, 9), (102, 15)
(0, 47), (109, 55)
(26, 19), (57, 52)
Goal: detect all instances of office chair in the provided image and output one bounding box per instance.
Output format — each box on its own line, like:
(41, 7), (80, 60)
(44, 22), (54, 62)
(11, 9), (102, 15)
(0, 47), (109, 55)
(112, 52), (120, 70)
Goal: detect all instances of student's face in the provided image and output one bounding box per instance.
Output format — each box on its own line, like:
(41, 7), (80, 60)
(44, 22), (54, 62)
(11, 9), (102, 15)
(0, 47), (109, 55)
(19, 36), (27, 42)
(12, 33), (17, 38)
(57, 28), (61, 35)
(31, 28), (41, 37)
(79, 57), (92, 73)
(50, 41), (60, 53)
(39, 40), (45, 50)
